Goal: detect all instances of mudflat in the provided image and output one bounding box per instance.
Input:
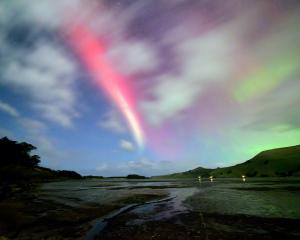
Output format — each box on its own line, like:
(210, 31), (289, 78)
(1, 178), (300, 240)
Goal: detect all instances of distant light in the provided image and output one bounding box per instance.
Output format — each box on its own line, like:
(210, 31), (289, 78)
(242, 175), (246, 182)
(198, 175), (202, 183)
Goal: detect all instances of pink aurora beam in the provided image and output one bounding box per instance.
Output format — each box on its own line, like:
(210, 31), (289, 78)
(68, 24), (145, 148)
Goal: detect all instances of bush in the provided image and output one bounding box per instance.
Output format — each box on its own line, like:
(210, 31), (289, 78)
(126, 174), (147, 179)
(57, 170), (82, 179)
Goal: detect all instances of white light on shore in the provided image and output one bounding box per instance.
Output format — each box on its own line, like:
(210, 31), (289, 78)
(242, 175), (246, 182)
(198, 176), (202, 183)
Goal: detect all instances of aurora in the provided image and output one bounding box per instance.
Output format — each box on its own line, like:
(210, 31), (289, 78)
(68, 24), (145, 148)
(0, 0), (299, 176)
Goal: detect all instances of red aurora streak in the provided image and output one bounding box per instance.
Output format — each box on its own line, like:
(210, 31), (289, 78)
(68, 24), (144, 148)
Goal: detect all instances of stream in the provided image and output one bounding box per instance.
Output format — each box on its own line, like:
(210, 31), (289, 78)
(85, 187), (199, 240)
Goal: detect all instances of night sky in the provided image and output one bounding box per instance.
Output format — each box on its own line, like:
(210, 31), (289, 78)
(0, 0), (300, 176)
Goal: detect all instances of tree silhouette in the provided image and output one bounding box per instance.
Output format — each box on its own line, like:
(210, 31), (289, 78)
(0, 137), (42, 197)
(0, 137), (82, 198)
(0, 137), (40, 168)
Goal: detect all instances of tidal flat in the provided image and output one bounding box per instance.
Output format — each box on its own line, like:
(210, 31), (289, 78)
(0, 178), (300, 239)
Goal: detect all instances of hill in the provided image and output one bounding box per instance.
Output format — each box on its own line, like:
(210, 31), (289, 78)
(158, 167), (213, 179)
(156, 145), (300, 178)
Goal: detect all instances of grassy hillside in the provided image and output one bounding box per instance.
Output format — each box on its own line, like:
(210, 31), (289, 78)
(212, 145), (300, 178)
(157, 145), (300, 178)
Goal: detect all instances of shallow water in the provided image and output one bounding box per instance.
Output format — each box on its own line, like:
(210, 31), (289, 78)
(38, 179), (171, 206)
(39, 178), (300, 219)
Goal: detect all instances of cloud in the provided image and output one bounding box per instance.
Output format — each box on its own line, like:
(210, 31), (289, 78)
(140, 77), (201, 125)
(243, 78), (300, 132)
(1, 38), (78, 127)
(140, 21), (237, 126)
(0, 0), (82, 30)
(97, 109), (127, 133)
(0, 1), (79, 127)
(238, 11), (300, 132)
(107, 41), (158, 76)
(0, 100), (20, 117)
(120, 139), (135, 151)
